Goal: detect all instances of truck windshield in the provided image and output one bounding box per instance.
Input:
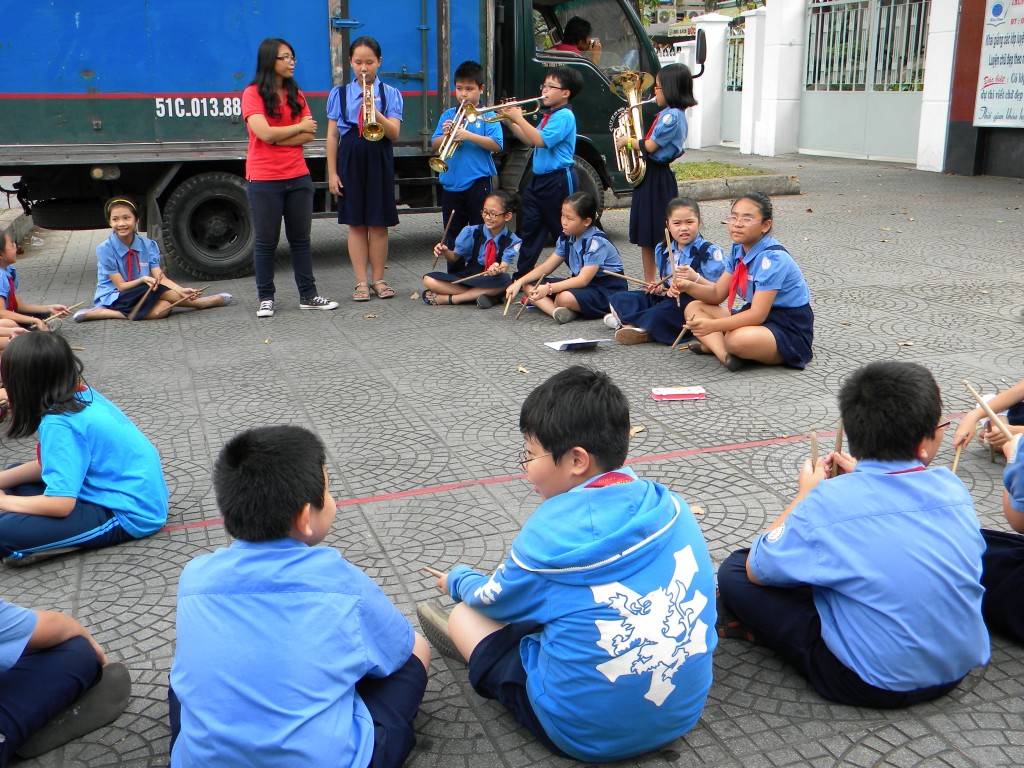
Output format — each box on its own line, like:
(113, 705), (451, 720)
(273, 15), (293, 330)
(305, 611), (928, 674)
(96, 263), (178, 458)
(533, 0), (653, 77)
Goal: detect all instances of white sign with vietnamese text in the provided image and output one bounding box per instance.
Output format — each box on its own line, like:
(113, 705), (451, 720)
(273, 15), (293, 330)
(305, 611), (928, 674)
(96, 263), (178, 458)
(973, 0), (1024, 127)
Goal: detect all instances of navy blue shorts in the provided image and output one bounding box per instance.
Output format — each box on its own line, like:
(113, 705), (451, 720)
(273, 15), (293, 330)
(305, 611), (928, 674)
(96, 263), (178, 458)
(356, 654), (428, 768)
(468, 622), (569, 758)
(423, 269), (511, 290)
(548, 272), (628, 319)
(736, 302), (815, 369)
(107, 282), (172, 319)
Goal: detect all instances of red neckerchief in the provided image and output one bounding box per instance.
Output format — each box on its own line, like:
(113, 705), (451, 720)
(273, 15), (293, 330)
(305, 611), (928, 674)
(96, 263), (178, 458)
(124, 248), (140, 281)
(585, 471), (634, 488)
(886, 466), (926, 474)
(5, 288), (16, 312)
(727, 256), (748, 309)
(484, 239), (497, 269)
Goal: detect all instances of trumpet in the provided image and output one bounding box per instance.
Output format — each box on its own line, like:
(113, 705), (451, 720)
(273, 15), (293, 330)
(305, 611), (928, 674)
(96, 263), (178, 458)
(429, 100), (470, 174)
(361, 72), (384, 141)
(609, 71), (654, 187)
(464, 96), (543, 124)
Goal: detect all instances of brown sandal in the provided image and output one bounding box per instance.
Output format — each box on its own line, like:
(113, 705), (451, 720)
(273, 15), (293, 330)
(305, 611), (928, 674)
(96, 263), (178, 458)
(353, 282), (371, 302)
(371, 280), (395, 299)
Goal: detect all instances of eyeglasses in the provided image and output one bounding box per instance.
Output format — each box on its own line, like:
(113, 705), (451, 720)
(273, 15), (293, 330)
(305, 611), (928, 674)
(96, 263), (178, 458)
(276, 54), (297, 62)
(726, 214), (760, 224)
(540, 83), (567, 91)
(481, 209), (507, 218)
(518, 450), (553, 470)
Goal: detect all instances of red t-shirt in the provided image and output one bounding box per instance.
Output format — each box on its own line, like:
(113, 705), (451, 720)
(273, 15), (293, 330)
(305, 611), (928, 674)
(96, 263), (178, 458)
(241, 84), (313, 181)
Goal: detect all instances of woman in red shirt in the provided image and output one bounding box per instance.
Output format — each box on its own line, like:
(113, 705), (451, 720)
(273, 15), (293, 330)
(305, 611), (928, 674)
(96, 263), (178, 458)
(242, 38), (337, 318)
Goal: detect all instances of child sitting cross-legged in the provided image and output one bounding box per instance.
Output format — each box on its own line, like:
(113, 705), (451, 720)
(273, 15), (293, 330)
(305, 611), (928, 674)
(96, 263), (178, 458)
(169, 425), (430, 768)
(417, 366), (716, 762)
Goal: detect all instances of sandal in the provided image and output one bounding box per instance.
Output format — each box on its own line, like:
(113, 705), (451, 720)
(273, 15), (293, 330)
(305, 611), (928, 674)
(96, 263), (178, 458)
(371, 280), (395, 299)
(421, 290), (451, 306)
(353, 282), (371, 302)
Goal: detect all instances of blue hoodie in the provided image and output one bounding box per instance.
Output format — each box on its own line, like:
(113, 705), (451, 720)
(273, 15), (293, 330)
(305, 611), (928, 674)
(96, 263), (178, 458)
(447, 467), (717, 762)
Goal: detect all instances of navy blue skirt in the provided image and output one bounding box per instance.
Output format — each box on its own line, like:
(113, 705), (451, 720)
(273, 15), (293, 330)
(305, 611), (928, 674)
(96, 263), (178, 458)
(423, 268), (511, 290)
(550, 272), (628, 319)
(107, 283), (172, 320)
(336, 130), (399, 227)
(628, 161), (678, 249)
(735, 302), (814, 369)
(610, 290), (697, 344)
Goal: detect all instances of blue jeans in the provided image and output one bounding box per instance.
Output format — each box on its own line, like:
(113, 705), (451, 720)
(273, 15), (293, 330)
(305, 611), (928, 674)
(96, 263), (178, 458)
(247, 175), (317, 301)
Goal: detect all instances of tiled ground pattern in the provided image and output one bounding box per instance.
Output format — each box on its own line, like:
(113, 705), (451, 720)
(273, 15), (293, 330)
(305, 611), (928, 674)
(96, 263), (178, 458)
(4, 148), (1023, 766)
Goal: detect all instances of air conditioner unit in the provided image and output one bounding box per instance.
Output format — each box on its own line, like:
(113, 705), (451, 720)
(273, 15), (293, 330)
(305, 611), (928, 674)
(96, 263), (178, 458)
(658, 9), (672, 23)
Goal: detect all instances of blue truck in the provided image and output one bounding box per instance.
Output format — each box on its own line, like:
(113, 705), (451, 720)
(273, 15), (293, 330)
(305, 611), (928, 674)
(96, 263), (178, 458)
(0, 0), (666, 278)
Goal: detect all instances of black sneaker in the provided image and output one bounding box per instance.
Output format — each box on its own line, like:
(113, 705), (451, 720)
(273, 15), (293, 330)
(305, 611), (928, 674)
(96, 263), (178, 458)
(299, 295), (339, 311)
(476, 294), (498, 309)
(256, 300), (275, 318)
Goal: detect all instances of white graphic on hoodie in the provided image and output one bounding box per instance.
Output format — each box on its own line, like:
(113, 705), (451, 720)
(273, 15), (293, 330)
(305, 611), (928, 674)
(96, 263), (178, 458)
(590, 546), (709, 706)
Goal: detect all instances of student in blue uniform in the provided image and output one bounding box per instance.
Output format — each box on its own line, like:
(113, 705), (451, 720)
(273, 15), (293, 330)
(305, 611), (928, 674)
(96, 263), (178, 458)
(0, 333), (168, 563)
(615, 64), (696, 283)
(0, 230), (67, 348)
(953, 378), (1024, 453)
(422, 191), (522, 307)
(500, 66), (583, 278)
(431, 60), (503, 257)
(326, 36), (404, 302)
(606, 197), (725, 346)
(717, 361), (989, 707)
(679, 193), (813, 371)
(506, 192), (627, 324)
(416, 366), (716, 762)
(980, 433), (1024, 643)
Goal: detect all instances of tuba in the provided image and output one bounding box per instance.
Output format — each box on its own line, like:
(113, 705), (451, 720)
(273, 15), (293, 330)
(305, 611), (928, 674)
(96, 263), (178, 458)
(609, 72), (654, 187)
(361, 73), (384, 141)
(430, 100), (470, 174)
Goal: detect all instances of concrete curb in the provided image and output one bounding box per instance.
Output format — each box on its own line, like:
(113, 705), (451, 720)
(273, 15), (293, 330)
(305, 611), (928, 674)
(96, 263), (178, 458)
(0, 209), (33, 244)
(606, 173), (800, 210)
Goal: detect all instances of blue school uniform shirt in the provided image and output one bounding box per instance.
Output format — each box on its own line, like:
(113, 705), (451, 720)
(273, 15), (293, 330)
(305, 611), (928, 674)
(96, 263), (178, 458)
(453, 224), (521, 267)
(725, 235), (811, 307)
(0, 601), (37, 673)
(554, 225), (623, 276)
(654, 235), (725, 282)
(38, 387), (168, 538)
(447, 467), (716, 762)
(93, 232), (161, 307)
(171, 538), (415, 768)
(533, 106), (576, 174)
(0, 265), (17, 309)
(647, 107), (688, 164)
(1004, 442), (1024, 512)
(326, 78), (404, 137)
(431, 105), (503, 191)
(749, 460), (989, 691)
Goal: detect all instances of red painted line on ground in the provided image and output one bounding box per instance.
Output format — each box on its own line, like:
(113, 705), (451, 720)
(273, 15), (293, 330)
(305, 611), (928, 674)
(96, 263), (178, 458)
(161, 413), (968, 534)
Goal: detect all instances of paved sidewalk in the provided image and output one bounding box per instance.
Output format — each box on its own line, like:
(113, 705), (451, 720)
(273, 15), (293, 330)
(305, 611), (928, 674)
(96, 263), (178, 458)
(3, 148), (1023, 767)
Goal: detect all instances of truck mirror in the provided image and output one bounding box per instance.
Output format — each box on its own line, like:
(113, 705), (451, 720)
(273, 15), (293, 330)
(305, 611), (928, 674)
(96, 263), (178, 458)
(692, 29), (706, 78)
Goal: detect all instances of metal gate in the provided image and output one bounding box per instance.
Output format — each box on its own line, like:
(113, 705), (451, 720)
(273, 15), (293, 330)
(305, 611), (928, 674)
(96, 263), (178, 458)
(722, 21), (744, 144)
(798, 0), (929, 160)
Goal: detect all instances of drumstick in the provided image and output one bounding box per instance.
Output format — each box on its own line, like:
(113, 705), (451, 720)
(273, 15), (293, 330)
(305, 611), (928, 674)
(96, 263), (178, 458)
(514, 295), (532, 320)
(671, 326), (688, 348)
(451, 271), (487, 285)
(952, 443), (964, 474)
(809, 429), (819, 466)
(601, 269), (669, 287)
(665, 230), (681, 306)
(43, 302), (83, 322)
(127, 275), (162, 320)
(503, 291), (515, 316)
(829, 418), (845, 478)
(422, 565), (444, 578)
(165, 285), (211, 310)
(964, 379), (1014, 442)
(432, 211), (456, 270)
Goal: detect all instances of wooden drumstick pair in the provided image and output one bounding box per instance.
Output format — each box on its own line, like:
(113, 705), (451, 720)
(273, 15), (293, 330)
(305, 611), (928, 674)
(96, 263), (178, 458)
(808, 420), (845, 478)
(954, 379), (1015, 473)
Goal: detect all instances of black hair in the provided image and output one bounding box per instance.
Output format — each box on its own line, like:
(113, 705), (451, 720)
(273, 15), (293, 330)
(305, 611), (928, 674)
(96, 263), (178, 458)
(657, 63), (697, 110)
(733, 192), (773, 233)
(214, 425), (329, 542)
(839, 361), (942, 461)
(104, 196), (139, 220)
(666, 196), (701, 221)
(546, 66), (584, 100)
(485, 189), (518, 215)
(520, 366), (629, 471)
(349, 36), (382, 59)
(251, 38), (305, 120)
(1, 333), (86, 440)
(561, 16), (592, 45)
(453, 60), (485, 86)
(564, 191), (597, 221)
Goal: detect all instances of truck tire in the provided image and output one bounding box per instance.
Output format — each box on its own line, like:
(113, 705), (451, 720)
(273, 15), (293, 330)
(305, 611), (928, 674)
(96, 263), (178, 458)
(162, 172), (254, 280)
(573, 155), (604, 222)
(30, 199), (106, 231)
